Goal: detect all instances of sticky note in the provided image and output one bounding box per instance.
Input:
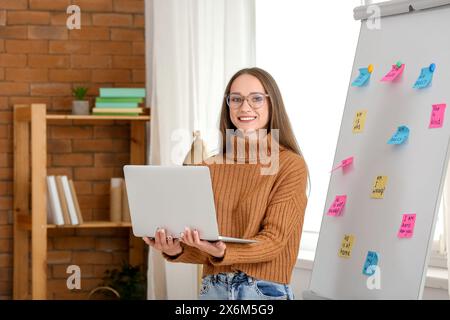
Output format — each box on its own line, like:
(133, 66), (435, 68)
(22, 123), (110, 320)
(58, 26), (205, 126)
(338, 234), (355, 258)
(341, 157), (353, 168)
(362, 251), (379, 276)
(327, 195), (347, 217)
(352, 110), (367, 133)
(381, 64), (405, 82)
(429, 104), (446, 128)
(331, 156), (354, 172)
(387, 125), (410, 145)
(413, 67), (434, 89)
(352, 67), (371, 87)
(398, 213), (416, 238)
(371, 175), (388, 199)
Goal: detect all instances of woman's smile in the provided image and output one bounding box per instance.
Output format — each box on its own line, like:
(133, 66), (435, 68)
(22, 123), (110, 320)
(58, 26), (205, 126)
(237, 115), (257, 123)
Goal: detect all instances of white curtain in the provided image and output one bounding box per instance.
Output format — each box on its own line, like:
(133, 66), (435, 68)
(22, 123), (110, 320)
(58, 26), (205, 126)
(145, 0), (255, 299)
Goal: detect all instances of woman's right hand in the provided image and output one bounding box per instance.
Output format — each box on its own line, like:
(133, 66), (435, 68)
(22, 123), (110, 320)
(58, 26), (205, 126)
(143, 228), (183, 257)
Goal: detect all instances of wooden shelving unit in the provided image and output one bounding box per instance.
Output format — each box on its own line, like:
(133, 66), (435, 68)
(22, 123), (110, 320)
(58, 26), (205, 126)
(13, 104), (150, 300)
(46, 114), (151, 121)
(46, 221), (132, 229)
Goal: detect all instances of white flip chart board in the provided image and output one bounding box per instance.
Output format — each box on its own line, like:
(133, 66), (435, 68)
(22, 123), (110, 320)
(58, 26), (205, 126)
(309, 0), (450, 299)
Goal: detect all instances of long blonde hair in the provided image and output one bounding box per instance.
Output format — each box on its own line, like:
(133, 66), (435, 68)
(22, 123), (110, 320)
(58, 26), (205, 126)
(218, 67), (310, 194)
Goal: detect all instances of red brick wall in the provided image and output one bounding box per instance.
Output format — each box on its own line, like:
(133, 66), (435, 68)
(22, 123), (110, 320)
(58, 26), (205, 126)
(0, 0), (146, 299)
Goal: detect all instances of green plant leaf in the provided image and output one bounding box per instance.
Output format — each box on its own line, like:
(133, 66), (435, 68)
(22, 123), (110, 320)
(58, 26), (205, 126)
(99, 261), (147, 300)
(73, 87), (88, 100)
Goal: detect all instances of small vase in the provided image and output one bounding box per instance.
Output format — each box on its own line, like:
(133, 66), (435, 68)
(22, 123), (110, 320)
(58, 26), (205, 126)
(72, 100), (90, 115)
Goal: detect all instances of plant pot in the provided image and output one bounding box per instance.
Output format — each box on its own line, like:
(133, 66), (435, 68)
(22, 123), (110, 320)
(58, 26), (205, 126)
(72, 100), (90, 115)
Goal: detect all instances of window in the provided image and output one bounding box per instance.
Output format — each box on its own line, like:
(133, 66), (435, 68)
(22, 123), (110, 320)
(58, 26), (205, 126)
(256, 0), (361, 246)
(255, 0), (447, 261)
(430, 197), (447, 268)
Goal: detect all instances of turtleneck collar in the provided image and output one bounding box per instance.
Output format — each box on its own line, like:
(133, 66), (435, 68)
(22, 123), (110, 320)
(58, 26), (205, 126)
(222, 129), (283, 163)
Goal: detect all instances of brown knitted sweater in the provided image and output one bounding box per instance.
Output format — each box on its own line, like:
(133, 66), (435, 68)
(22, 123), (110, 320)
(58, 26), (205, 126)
(163, 132), (308, 284)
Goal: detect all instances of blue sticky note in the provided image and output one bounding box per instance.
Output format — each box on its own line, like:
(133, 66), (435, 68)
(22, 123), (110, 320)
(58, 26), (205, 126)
(387, 125), (410, 145)
(413, 67), (434, 89)
(352, 68), (371, 87)
(363, 251), (379, 276)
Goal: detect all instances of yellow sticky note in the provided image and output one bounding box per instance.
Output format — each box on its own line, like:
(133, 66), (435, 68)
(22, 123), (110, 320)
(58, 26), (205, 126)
(371, 175), (388, 199)
(338, 234), (355, 258)
(352, 110), (367, 133)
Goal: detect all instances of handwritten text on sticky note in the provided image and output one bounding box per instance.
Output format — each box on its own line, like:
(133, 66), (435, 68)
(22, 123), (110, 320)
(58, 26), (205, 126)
(429, 104), (446, 128)
(387, 125), (410, 145)
(327, 195), (347, 217)
(338, 234), (355, 258)
(413, 67), (434, 89)
(353, 110), (367, 133)
(398, 213), (416, 238)
(352, 68), (371, 87)
(381, 64), (405, 82)
(362, 251), (379, 276)
(371, 176), (388, 199)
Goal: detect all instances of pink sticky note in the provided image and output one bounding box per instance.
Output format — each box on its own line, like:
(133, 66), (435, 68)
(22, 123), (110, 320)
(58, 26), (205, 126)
(429, 103), (446, 128)
(397, 213), (416, 238)
(381, 64), (405, 82)
(341, 157), (354, 168)
(331, 156), (354, 172)
(327, 195), (347, 217)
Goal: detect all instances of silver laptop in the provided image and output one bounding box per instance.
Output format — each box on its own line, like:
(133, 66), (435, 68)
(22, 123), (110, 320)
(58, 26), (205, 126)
(123, 165), (257, 244)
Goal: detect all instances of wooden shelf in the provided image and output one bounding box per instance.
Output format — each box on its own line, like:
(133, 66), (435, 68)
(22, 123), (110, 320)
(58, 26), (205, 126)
(47, 221), (132, 229)
(13, 103), (148, 300)
(46, 114), (150, 121)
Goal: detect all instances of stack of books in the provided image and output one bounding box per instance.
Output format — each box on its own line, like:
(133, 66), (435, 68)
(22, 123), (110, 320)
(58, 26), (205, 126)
(92, 88), (147, 116)
(46, 175), (83, 226)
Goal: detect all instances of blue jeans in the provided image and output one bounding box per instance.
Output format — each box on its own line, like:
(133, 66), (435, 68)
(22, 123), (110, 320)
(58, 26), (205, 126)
(199, 271), (294, 300)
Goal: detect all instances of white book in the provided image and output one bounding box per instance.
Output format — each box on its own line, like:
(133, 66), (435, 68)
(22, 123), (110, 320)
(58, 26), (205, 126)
(46, 176), (64, 225)
(61, 176), (79, 225)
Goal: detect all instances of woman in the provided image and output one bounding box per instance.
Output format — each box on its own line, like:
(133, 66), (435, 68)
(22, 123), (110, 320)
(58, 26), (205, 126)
(144, 67), (309, 300)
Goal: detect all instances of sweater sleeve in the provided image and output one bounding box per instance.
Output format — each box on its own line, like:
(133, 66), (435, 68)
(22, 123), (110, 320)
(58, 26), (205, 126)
(208, 156), (308, 266)
(162, 242), (210, 264)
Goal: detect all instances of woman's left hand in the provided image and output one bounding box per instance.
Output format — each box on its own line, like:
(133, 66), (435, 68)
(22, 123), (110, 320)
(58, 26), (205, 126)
(181, 227), (226, 258)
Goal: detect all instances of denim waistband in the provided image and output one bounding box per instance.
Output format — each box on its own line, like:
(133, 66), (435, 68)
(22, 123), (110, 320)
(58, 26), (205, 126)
(208, 271), (254, 285)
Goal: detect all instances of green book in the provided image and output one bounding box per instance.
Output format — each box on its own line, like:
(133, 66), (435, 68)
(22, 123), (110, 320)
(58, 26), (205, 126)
(95, 102), (139, 108)
(92, 112), (140, 116)
(96, 97), (144, 103)
(99, 88), (146, 98)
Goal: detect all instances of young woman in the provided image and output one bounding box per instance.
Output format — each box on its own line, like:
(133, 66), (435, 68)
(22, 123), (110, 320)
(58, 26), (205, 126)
(144, 67), (309, 300)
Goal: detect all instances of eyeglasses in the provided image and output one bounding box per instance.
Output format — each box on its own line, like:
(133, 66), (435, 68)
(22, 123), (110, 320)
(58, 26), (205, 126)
(225, 93), (269, 109)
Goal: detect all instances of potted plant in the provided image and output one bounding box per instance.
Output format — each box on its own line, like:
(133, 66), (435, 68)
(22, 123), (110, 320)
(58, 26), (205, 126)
(91, 261), (147, 300)
(72, 87), (89, 115)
